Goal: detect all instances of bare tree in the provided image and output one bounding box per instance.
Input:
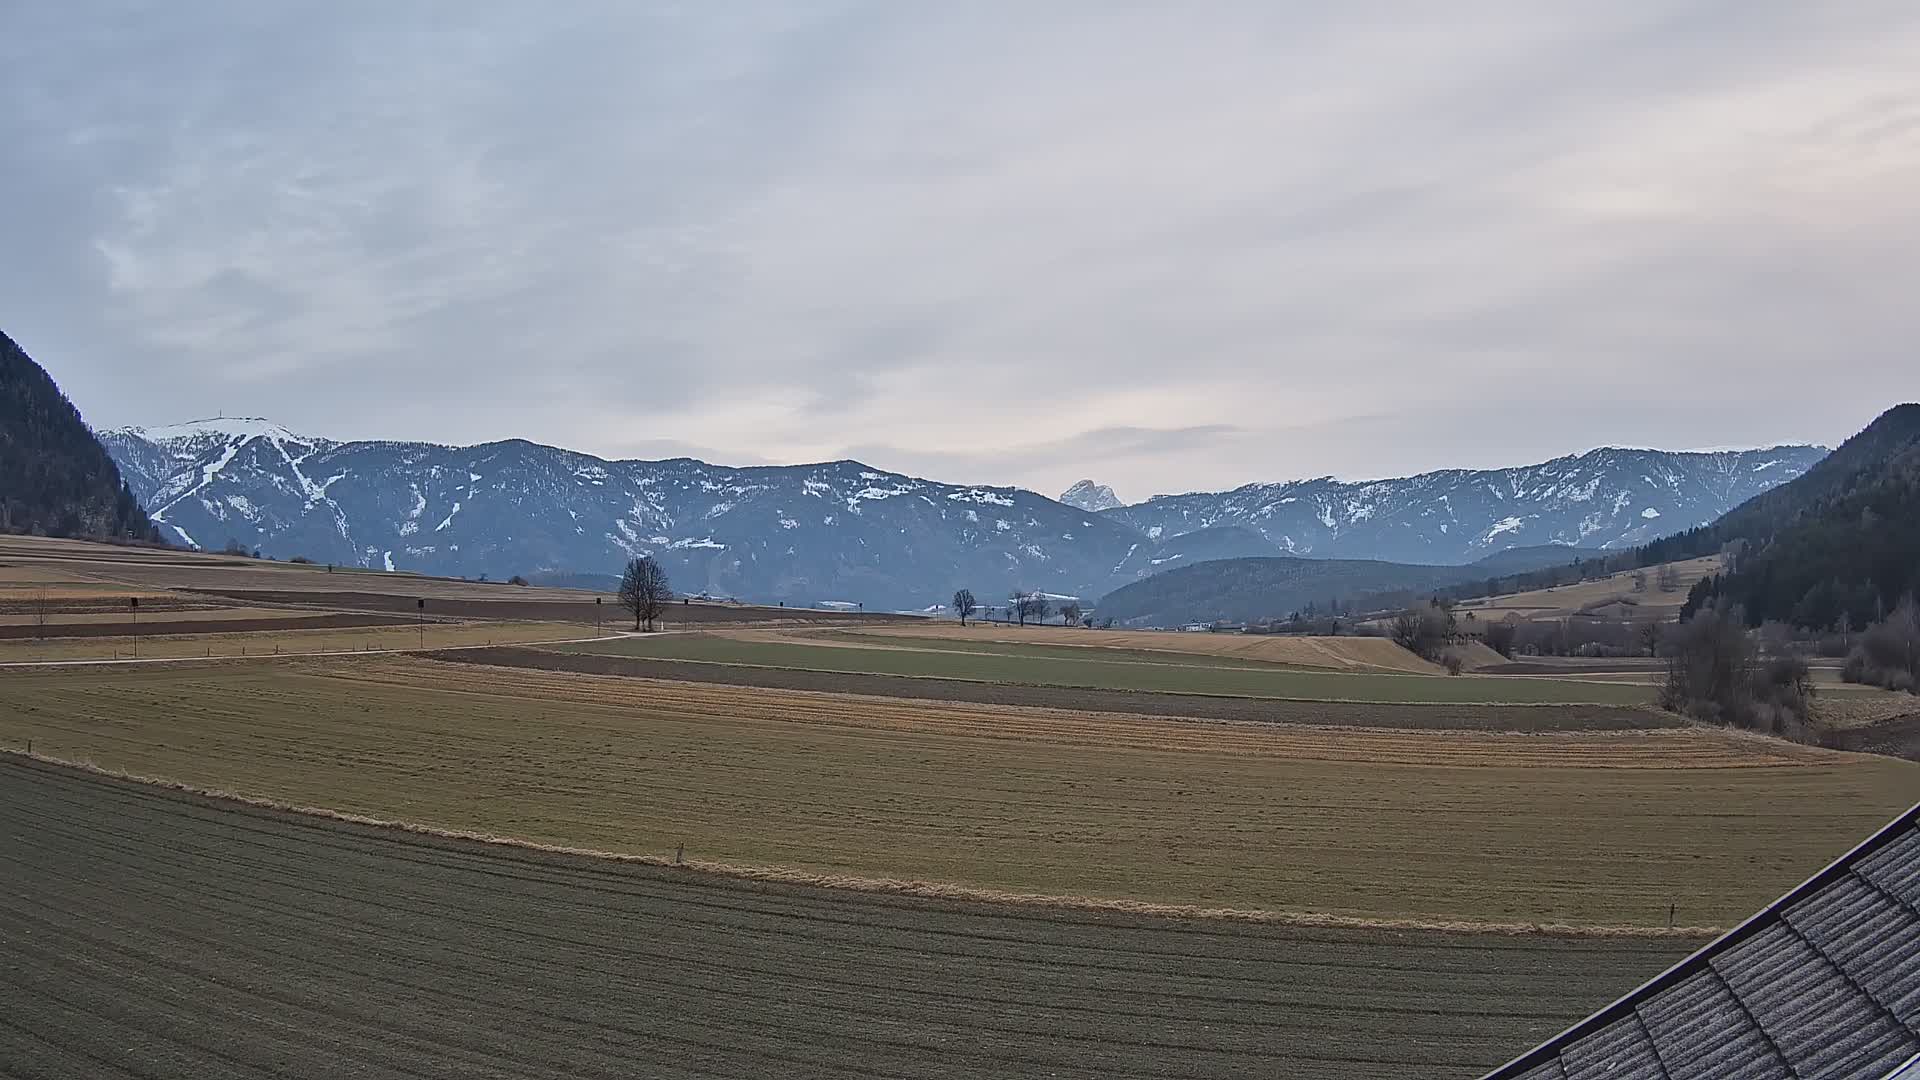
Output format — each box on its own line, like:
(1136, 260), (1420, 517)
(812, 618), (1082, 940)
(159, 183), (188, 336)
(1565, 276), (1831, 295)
(1639, 620), (1664, 657)
(952, 588), (977, 627)
(1010, 590), (1028, 626)
(1029, 593), (1052, 626)
(1390, 606), (1447, 660)
(1658, 603), (1755, 723)
(1059, 601), (1082, 627)
(1631, 570), (1647, 593)
(30, 589), (51, 640)
(618, 556), (673, 631)
(1483, 616), (1518, 659)
(1656, 562), (1682, 593)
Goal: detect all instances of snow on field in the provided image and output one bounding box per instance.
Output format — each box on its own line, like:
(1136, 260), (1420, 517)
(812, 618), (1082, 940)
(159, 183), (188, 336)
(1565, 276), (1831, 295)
(383, 551), (395, 572)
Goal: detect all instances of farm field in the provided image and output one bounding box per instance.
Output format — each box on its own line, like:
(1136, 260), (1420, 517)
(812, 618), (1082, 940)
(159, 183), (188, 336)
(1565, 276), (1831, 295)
(438, 646), (1678, 731)
(0, 757), (1697, 1079)
(758, 628), (1329, 671)
(554, 632), (1656, 704)
(1455, 555), (1724, 622)
(0, 619), (593, 662)
(854, 621), (1487, 672)
(0, 534), (912, 627)
(2, 656), (1910, 927)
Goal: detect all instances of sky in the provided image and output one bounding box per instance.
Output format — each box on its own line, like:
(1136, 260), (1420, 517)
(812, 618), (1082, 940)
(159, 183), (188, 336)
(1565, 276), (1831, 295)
(3, 2), (1916, 502)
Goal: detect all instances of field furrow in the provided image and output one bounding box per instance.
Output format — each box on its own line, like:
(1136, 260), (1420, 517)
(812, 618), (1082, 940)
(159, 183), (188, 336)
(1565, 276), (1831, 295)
(0, 757), (1695, 1079)
(2, 656), (1910, 928)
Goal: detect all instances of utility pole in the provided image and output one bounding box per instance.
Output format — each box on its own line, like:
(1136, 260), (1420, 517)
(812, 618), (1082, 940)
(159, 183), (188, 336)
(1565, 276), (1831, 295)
(595, 596), (602, 634)
(130, 597), (139, 658)
(417, 598), (426, 649)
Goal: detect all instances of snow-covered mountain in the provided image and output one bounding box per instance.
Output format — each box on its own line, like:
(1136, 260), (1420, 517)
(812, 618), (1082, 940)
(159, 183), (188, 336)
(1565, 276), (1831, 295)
(101, 420), (1824, 609)
(1059, 480), (1123, 513)
(1102, 446), (1828, 565)
(100, 419), (1152, 607)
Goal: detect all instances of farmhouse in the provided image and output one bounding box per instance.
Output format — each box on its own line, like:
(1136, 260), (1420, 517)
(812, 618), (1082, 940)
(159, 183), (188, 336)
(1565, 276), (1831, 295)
(1485, 802), (1920, 1079)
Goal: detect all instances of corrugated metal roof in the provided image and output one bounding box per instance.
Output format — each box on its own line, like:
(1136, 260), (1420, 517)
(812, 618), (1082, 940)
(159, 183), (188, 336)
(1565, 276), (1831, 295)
(1485, 804), (1920, 1080)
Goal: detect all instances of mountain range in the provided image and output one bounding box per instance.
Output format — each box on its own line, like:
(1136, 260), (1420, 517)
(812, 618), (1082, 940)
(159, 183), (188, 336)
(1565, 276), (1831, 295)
(98, 417), (1825, 610)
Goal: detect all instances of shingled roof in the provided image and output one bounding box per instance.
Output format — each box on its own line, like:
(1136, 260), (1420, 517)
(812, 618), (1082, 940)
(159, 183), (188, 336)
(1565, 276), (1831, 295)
(1484, 803), (1920, 1080)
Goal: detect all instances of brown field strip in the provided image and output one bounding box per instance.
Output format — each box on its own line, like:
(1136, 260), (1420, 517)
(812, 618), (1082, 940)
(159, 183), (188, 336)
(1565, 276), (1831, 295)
(1455, 556), (1723, 622)
(0, 610), (415, 640)
(0, 620), (591, 661)
(0, 757), (1697, 1079)
(1, 656), (1911, 929)
(0, 605), (313, 627)
(859, 622), (1457, 672)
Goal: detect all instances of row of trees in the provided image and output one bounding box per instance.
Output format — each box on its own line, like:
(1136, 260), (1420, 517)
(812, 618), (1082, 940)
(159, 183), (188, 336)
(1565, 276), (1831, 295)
(951, 588), (1086, 627)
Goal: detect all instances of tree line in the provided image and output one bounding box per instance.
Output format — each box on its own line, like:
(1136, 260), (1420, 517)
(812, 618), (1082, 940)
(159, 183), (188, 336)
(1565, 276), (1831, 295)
(951, 587), (1087, 627)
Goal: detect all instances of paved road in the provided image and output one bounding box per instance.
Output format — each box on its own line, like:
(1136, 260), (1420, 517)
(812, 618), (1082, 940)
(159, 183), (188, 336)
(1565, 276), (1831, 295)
(0, 756), (1688, 1079)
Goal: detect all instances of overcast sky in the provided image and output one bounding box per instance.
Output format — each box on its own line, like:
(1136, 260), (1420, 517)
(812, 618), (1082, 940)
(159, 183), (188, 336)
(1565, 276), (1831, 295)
(4, 3), (1915, 500)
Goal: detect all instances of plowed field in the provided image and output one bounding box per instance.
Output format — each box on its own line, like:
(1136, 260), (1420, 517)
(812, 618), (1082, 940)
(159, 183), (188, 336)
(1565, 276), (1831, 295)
(0, 756), (1697, 1079)
(2, 657), (1909, 927)
(855, 623), (1473, 671)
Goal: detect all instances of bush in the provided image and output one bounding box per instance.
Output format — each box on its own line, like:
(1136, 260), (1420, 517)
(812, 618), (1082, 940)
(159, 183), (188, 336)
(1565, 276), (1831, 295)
(289, 555), (314, 565)
(1390, 606), (1449, 659)
(1659, 604), (1816, 738)
(508, 575), (530, 587)
(1440, 650), (1464, 676)
(1843, 598), (1920, 694)
(1483, 619), (1517, 658)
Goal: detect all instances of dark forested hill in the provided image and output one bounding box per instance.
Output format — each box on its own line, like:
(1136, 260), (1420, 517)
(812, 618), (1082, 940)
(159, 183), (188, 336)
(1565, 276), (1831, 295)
(1092, 556), (1485, 627)
(0, 331), (156, 541)
(1676, 404), (1920, 628)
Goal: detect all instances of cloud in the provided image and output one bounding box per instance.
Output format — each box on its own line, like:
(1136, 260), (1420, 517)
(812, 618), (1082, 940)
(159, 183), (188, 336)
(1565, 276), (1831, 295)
(3, 1), (1916, 500)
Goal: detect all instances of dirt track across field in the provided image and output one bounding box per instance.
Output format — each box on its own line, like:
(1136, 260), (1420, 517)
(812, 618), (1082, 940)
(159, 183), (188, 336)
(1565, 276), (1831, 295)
(437, 645), (1678, 731)
(0, 755), (1693, 1079)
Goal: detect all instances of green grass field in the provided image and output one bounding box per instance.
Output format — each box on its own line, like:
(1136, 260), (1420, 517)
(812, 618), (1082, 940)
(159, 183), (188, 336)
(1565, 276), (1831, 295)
(557, 633), (1658, 704)
(824, 629), (1322, 670)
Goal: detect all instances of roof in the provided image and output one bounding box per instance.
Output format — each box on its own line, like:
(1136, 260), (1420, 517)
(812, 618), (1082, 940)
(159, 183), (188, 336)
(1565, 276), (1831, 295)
(1484, 803), (1920, 1080)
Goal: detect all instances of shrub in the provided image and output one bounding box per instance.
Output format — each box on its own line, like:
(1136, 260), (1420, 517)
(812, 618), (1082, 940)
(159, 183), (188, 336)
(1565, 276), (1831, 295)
(508, 575), (530, 587)
(1390, 607), (1449, 659)
(1441, 650), (1464, 676)
(289, 555), (314, 565)
(1843, 598), (1920, 694)
(1659, 604), (1816, 738)
(1483, 619), (1517, 659)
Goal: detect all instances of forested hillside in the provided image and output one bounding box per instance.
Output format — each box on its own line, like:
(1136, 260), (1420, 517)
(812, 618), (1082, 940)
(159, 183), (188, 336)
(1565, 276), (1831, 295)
(1678, 404), (1920, 628)
(0, 331), (157, 542)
